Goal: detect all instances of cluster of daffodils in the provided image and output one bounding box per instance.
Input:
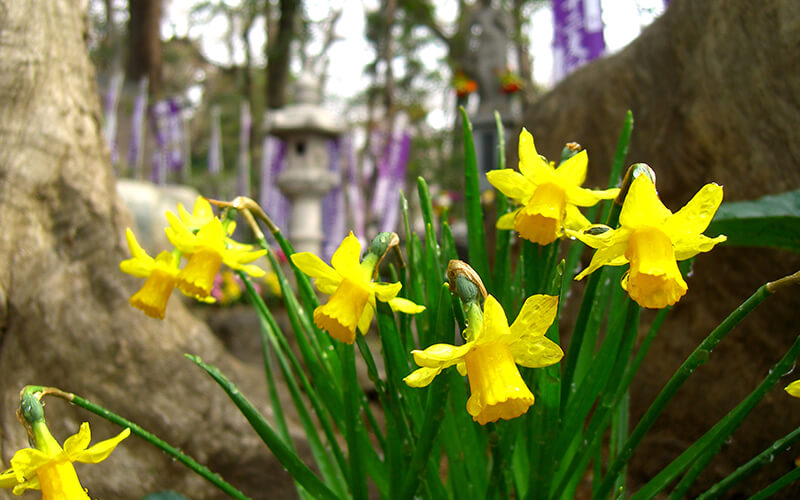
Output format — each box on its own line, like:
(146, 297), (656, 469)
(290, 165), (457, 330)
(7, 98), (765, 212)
(489, 128), (727, 310)
(120, 197), (266, 319)
(0, 391), (128, 498)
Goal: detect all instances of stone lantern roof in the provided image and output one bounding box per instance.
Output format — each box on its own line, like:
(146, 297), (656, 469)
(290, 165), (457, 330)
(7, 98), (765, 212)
(268, 72), (343, 138)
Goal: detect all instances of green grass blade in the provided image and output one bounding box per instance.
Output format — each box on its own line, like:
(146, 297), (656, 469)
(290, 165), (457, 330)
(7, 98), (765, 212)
(747, 458), (800, 500)
(186, 355), (339, 500)
(594, 284), (773, 500)
(697, 425), (800, 499)
(340, 343), (368, 500)
(599, 110), (632, 221)
(460, 107), (491, 287)
(60, 391), (251, 500)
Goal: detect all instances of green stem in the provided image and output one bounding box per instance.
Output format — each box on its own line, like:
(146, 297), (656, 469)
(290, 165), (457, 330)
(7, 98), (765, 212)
(594, 284), (772, 500)
(748, 461), (800, 500)
(47, 388), (251, 500)
(187, 355), (339, 500)
(341, 344), (368, 500)
(697, 425), (800, 499)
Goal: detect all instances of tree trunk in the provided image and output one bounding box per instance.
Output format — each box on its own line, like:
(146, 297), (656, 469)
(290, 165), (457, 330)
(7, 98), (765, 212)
(266, 0), (300, 109)
(0, 2), (301, 498)
(522, 0), (800, 496)
(127, 0), (163, 98)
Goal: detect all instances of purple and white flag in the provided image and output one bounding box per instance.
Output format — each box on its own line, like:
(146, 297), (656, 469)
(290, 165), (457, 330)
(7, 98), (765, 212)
(343, 134), (366, 244)
(103, 70), (124, 166)
(259, 135), (289, 233)
(379, 131), (411, 233)
(128, 77), (149, 176)
(322, 139), (346, 261)
(552, 0), (605, 82)
(208, 105), (223, 175)
(149, 99), (170, 185)
(237, 101), (252, 197)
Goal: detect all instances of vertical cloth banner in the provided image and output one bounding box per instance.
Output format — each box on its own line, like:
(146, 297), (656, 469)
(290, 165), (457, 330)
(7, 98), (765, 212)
(552, 0), (605, 82)
(208, 105), (223, 175)
(128, 77), (149, 176)
(237, 101), (252, 197)
(321, 139), (346, 261)
(259, 135), (289, 237)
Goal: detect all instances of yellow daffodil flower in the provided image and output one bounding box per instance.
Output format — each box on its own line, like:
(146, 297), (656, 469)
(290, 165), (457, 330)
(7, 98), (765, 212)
(291, 232), (425, 344)
(785, 380), (800, 398)
(405, 294), (563, 424)
(165, 215), (266, 298)
(487, 128), (619, 245)
(0, 422), (129, 497)
(569, 173), (727, 309)
(120, 228), (182, 319)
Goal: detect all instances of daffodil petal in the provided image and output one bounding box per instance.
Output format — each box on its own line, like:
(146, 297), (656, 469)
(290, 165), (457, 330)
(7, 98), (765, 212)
(563, 204), (592, 232)
(404, 366), (442, 387)
(0, 469), (19, 488)
(357, 301), (375, 334)
(388, 297), (425, 314)
(555, 149), (588, 186)
(510, 336), (564, 368)
(619, 174), (672, 229)
(371, 281), (402, 302)
(412, 342), (474, 369)
(509, 294), (559, 341)
(192, 196), (214, 220)
(12, 476), (39, 494)
(331, 232), (363, 278)
(673, 234), (727, 260)
(477, 295), (511, 344)
(663, 183), (724, 238)
(575, 239), (630, 280)
(125, 228), (149, 259)
(456, 361), (467, 376)
(497, 209), (521, 230)
(10, 449), (51, 480)
(71, 428), (130, 464)
(566, 185), (620, 207)
(119, 258), (154, 278)
(518, 128), (554, 181)
(63, 423), (91, 455)
(291, 252), (340, 283)
(785, 380), (800, 398)
(486, 169), (533, 201)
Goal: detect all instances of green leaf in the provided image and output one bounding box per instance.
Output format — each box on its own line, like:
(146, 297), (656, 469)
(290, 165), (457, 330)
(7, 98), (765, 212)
(706, 189), (800, 252)
(460, 107), (491, 287)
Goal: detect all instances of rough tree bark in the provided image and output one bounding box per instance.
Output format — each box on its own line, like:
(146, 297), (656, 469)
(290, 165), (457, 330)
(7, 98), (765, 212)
(522, 0), (800, 496)
(0, 1), (301, 498)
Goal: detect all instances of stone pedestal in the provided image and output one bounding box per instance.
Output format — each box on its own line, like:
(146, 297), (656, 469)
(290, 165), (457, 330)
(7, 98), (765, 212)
(277, 165), (337, 254)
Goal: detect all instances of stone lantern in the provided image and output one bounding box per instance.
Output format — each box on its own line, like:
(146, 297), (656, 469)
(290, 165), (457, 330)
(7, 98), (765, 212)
(270, 73), (342, 255)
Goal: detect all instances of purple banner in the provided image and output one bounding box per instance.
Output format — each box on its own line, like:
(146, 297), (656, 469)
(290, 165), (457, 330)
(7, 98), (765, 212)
(237, 101), (252, 197)
(322, 139), (346, 261)
(103, 70), (124, 167)
(380, 132), (411, 233)
(343, 134), (366, 245)
(127, 77), (149, 176)
(552, 0), (605, 81)
(259, 135), (289, 233)
(208, 106), (223, 175)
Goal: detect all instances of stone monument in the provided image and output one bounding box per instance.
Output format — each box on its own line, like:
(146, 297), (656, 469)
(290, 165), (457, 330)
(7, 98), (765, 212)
(271, 73), (342, 255)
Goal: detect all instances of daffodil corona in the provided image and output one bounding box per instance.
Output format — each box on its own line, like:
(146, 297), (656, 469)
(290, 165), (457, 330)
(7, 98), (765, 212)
(405, 294), (563, 424)
(291, 232), (424, 344)
(569, 172), (727, 309)
(487, 128), (619, 245)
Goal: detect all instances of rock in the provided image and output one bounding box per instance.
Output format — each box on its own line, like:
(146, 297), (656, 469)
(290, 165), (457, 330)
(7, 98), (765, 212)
(0, 1), (307, 498)
(521, 0), (800, 496)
